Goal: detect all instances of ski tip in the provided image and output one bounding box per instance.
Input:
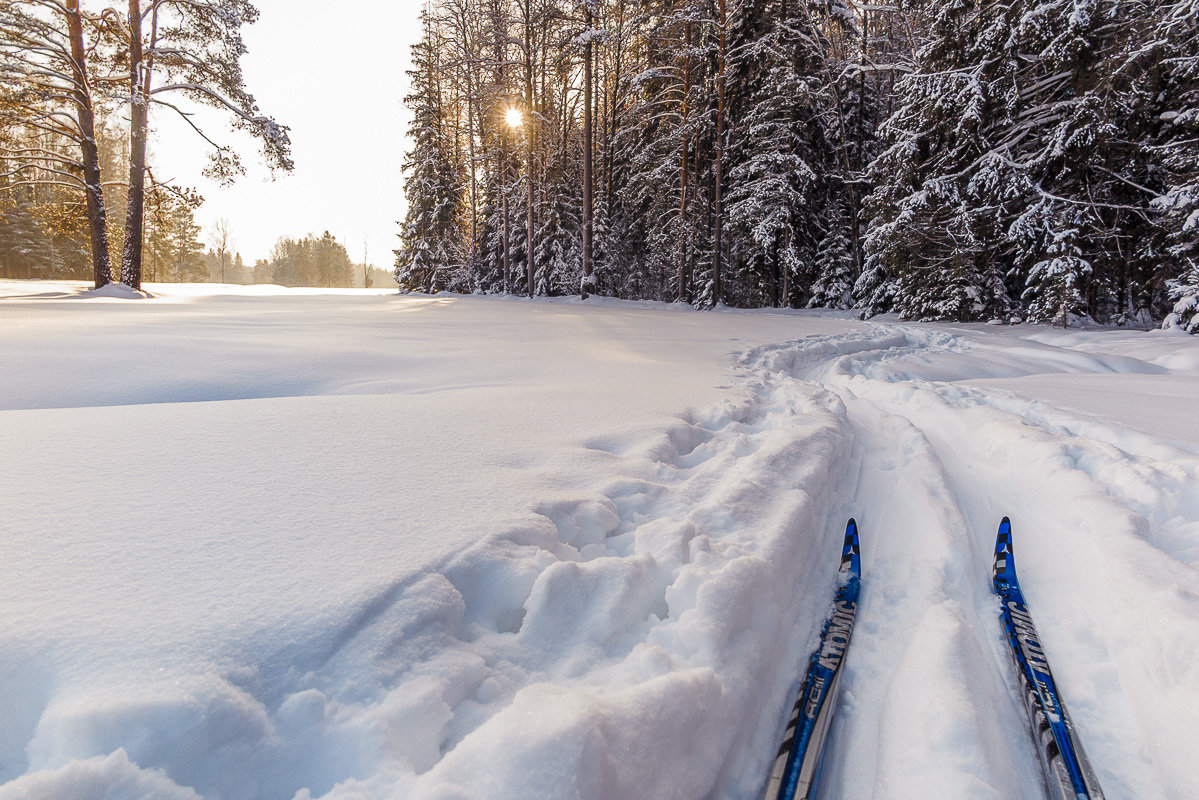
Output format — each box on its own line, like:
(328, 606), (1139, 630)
(993, 517), (1015, 590)
(841, 518), (861, 576)
(994, 518), (1013, 554)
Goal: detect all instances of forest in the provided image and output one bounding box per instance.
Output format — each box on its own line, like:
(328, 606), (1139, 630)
(396, 0), (1199, 328)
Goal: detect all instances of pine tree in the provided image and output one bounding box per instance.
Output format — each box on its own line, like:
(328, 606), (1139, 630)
(0, 0), (112, 286)
(535, 167), (582, 296)
(0, 194), (52, 278)
(117, 0), (292, 289)
(725, 0), (826, 308)
(604, 0), (703, 302)
(395, 0), (1192, 326)
(860, 0), (1018, 321)
(1004, 0), (1166, 323)
(1149, 0), (1199, 304)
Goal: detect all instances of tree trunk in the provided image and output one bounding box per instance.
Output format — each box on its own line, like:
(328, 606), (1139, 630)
(850, 9), (869, 279)
(121, 0), (149, 289)
(66, 0), (111, 288)
(604, 0), (624, 233)
(782, 228), (792, 307)
(496, 3), (511, 295)
(711, 0), (727, 306)
(525, 0), (535, 297)
(502, 178), (511, 292)
(467, 94), (478, 255)
(581, 5), (594, 299)
(677, 20), (692, 303)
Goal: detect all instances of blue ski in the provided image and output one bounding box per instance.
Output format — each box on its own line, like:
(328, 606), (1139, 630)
(993, 517), (1104, 800)
(764, 519), (861, 800)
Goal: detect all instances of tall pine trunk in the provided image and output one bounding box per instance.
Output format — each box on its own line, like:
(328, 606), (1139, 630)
(496, 3), (512, 295)
(66, 0), (111, 288)
(581, 4), (594, 299)
(121, 0), (149, 289)
(677, 21), (692, 303)
(524, 0), (535, 297)
(711, 0), (727, 306)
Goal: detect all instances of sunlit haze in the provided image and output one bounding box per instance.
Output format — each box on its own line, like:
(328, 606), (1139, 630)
(151, 0), (422, 269)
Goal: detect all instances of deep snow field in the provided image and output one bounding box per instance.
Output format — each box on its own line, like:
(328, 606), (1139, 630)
(1, 280), (1197, 800)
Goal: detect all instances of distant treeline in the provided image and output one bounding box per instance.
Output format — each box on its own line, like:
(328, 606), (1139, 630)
(396, 0), (1198, 330)
(246, 233), (392, 289)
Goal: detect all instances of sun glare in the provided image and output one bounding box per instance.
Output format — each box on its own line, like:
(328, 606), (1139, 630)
(505, 107), (523, 128)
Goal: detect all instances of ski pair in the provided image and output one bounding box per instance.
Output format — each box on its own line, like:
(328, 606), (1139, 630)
(764, 518), (1104, 800)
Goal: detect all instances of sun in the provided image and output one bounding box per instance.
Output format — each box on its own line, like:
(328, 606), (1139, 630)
(505, 107), (523, 129)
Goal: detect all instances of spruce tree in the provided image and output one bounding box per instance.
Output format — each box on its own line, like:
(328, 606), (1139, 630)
(1149, 0), (1199, 303)
(1163, 261), (1199, 333)
(1020, 210), (1093, 327)
(808, 204), (855, 310)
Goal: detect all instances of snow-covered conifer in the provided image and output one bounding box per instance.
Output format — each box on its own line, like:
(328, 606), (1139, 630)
(808, 205), (854, 309)
(860, 0), (1018, 320)
(1163, 261), (1199, 333)
(725, 0), (826, 308)
(1018, 205), (1093, 326)
(1149, 0), (1199, 301)
(395, 9), (469, 294)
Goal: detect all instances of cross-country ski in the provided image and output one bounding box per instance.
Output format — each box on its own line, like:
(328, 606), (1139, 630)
(993, 517), (1105, 800)
(763, 519), (861, 800)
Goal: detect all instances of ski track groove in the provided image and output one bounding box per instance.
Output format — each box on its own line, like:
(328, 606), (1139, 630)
(774, 322), (1199, 800)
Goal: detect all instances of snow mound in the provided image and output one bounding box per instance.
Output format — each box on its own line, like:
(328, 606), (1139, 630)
(78, 283), (151, 300)
(0, 750), (199, 800)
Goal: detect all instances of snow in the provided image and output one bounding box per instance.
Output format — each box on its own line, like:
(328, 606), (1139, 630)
(1, 280), (1197, 799)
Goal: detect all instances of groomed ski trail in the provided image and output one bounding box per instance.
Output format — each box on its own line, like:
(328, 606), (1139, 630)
(751, 323), (1199, 800)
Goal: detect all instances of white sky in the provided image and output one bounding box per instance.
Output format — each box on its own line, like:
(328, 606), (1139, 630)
(152, 0), (423, 267)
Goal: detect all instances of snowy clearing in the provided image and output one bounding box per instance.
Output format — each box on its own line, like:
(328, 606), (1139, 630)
(1, 281), (1196, 800)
